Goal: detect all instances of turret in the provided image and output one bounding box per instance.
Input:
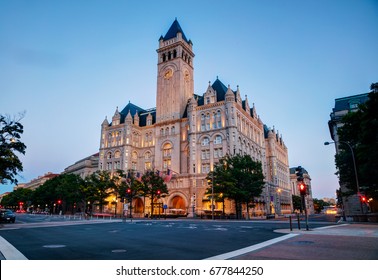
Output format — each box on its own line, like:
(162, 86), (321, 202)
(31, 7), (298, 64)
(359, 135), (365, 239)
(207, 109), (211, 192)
(112, 107), (121, 126)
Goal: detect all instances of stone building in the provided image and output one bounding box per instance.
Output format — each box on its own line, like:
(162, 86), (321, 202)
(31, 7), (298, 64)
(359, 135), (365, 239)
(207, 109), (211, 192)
(21, 172), (59, 191)
(289, 167), (314, 214)
(98, 19), (291, 218)
(63, 153), (99, 179)
(328, 92), (369, 215)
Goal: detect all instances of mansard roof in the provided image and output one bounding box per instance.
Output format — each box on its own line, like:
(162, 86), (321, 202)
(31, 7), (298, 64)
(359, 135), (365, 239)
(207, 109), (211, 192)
(163, 19), (189, 43)
(333, 93), (369, 112)
(212, 78), (231, 102)
(109, 102), (156, 127)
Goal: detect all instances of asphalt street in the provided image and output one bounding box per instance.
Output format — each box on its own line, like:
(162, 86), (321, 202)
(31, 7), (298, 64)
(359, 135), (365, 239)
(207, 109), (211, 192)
(0, 214), (377, 260)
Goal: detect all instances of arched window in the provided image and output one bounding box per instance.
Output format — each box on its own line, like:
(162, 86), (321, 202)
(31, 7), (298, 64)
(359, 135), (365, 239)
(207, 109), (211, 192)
(214, 135), (222, 145)
(132, 151), (138, 160)
(163, 143), (172, 170)
(163, 143), (172, 157)
(114, 151), (121, 158)
(171, 126), (175, 135)
(202, 137), (210, 146)
(107, 152), (112, 159)
(145, 151), (151, 160)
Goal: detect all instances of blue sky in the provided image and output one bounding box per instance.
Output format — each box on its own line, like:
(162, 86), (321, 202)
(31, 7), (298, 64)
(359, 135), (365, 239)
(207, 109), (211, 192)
(1, 0), (377, 198)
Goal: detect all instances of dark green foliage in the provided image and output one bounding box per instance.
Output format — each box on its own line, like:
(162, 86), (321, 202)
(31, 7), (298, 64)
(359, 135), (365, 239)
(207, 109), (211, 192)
(1, 187), (33, 208)
(0, 114), (27, 185)
(292, 195), (302, 212)
(141, 170), (169, 215)
(85, 170), (114, 213)
(336, 85), (378, 200)
(207, 154), (265, 219)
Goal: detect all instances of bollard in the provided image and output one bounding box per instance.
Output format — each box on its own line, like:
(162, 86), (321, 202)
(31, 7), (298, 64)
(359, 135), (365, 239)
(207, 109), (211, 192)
(289, 215), (293, 231)
(297, 213), (301, 230)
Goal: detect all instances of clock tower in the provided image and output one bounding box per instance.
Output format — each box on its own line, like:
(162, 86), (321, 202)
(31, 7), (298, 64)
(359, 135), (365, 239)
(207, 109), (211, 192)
(156, 19), (194, 123)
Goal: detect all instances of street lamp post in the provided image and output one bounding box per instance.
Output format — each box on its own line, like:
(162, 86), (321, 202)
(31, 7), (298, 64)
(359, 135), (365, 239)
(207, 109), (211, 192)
(324, 140), (363, 213)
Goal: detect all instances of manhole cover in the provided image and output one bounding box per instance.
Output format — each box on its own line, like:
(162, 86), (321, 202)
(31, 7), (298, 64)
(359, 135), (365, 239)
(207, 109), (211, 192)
(43, 245), (66, 248)
(112, 249), (127, 253)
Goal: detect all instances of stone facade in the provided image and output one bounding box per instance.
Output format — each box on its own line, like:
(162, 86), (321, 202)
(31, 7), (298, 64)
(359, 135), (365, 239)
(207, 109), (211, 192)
(63, 153), (99, 179)
(98, 20), (291, 218)
(289, 167), (314, 214)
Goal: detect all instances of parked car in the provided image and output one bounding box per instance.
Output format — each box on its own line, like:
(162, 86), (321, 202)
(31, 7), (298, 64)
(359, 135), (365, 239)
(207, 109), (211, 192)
(0, 209), (16, 223)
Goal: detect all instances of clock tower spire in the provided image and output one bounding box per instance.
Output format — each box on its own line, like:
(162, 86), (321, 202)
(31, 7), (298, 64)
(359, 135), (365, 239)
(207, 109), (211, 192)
(156, 19), (194, 123)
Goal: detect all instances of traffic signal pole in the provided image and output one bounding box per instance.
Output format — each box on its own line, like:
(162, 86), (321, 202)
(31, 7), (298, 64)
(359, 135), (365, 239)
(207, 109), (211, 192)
(296, 166), (309, 231)
(301, 194), (309, 231)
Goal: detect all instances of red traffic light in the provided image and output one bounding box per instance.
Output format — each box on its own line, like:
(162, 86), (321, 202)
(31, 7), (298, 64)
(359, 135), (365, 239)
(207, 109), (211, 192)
(127, 188), (131, 194)
(360, 196), (367, 203)
(299, 183), (307, 196)
(57, 200), (62, 204)
(157, 190), (161, 195)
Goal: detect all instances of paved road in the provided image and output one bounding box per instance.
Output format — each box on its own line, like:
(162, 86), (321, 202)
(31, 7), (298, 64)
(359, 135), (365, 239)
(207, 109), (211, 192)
(1, 214), (377, 260)
(0, 219), (288, 260)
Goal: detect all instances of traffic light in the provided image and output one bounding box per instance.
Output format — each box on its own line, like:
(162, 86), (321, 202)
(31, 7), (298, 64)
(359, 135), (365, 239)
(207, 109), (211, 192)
(57, 200), (62, 205)
(299, 183), (307, 196)
(295, 166), (304, 182)
(157, 190), (161, 196)
(360, 195), (367, 203)
(126, 188), (131, 198)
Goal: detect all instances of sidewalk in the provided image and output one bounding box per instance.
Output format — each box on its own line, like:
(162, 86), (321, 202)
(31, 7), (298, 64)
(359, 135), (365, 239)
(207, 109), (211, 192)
(233, 223), (378, 260)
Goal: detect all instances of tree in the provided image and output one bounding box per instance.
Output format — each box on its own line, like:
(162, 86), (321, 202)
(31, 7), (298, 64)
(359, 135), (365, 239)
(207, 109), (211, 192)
(207, 154), (265, 219)
(336, 84), (378, 202)
(85, 170), (114, 213)
(0, 113), (27, 185)
(32, 177), (59, 213)
(55, 173), (85, 213)
(292, 195), (302, 212)
(140, 170), (168, 217)
(113, 169), (143, 217)
(1, 187), (33, 209)
(313, 198), (331, 214)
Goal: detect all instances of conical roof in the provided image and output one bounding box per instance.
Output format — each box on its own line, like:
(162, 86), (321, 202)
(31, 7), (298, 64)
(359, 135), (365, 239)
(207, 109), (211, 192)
(163, 19), (189, 43)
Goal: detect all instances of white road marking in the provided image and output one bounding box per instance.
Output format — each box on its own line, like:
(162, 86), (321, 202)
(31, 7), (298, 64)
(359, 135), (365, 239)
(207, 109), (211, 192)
(0, 236), (28, 260)
(204, 233), (298, 260)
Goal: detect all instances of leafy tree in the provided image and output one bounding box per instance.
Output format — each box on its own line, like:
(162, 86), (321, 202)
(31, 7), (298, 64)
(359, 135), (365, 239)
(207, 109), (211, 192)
(207, 154), (265, 219)
(54, 173), (85, 213)
(313, 198), (331, 214)
(336, 84), (378, 201)
(292, 195), (302, 212)
(32, 176), (59, 213)
(1, 187), (33, 209)
(113, 169), (143, 217)
(140, 170), (168, 217)
(0, 113), (27, 185)
(85, 170), (114, 213)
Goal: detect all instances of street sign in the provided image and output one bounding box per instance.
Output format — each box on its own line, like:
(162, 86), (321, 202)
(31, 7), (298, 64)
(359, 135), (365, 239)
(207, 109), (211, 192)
(163, 204), (168, 209)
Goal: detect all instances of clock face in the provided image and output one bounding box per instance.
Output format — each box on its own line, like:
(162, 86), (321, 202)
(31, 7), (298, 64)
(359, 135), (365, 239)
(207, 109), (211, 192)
(164, 68), (173, 79)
